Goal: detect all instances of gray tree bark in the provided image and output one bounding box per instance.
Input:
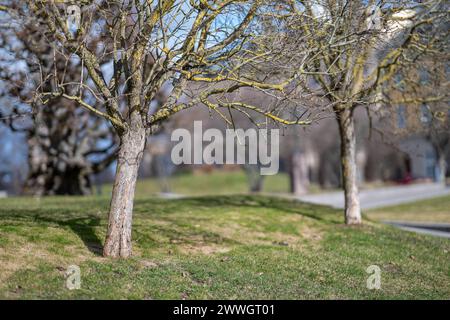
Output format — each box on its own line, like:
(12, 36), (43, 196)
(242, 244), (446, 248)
(337, 108), (362, 225)
(289, 151), (308, 196)
(437, 154), (447, 184)
(103, 128), (146, 258)
(243, 164), (265, 193)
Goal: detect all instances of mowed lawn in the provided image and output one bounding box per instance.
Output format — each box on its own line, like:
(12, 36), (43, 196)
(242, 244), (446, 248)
(367, 195), (450, 223)
(0, 193), (449, 300)
(107, 170), (293, 196)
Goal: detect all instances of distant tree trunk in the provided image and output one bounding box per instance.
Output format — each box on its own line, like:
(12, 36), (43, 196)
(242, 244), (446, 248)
(24, 135), (93, 196)
(289, 151), (308, 196)
(437, 154), (447, 184)
(21, 103), (116, 196)
(103, 128), (146, 258)
(26, 169), (92, 196)
(337, 107), (362, 225)
(243, 164), (265, 193)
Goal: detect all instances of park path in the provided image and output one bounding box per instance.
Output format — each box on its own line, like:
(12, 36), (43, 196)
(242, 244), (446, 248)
(297, 182), (450, 238)
(297, 182), (450, 210)
(383, 221), (450, 239)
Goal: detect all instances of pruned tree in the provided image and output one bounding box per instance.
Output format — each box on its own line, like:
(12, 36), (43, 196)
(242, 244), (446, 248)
(1, 0), (321, 257)
(280, 0), (448, 224)
(0, 11), (117, 195)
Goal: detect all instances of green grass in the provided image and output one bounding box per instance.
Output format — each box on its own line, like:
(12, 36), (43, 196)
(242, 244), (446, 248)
(102, 170), (291, 197)
(0, 193), (449, 299)
(367, 195), (450, 223)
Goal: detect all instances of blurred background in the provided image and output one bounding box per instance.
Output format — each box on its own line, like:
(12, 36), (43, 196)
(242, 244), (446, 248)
(1, 92), (449, 199)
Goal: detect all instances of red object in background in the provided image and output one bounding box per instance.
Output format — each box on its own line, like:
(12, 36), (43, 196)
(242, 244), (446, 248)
(400, 172), (413, 184)
(398, 156), (413, 184)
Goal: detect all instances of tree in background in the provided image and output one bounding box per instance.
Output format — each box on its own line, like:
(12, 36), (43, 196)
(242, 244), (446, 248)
(378, 47), (449, 183)
(0, 127), (27, 194)
(0, 16), (117, 195)
(281, 0), (448, 224)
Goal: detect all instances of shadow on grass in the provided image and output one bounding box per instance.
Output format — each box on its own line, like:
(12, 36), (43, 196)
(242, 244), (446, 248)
(133, 222), (239, 251)
(0, 206), (237, 254)
(0, 210), (104, 256)
(0, 194), (341, 255)
(34, 215), (104, 255)
(164, 195), (342, 224)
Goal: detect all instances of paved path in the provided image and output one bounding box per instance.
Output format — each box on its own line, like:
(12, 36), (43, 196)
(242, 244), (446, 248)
(383, 221), (450, 239)
(297, 183), (450, 210)
(297, 183), (450, 239)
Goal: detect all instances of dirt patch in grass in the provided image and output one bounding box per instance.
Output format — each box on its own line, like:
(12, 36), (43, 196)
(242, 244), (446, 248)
(180, 244), (231, 255)
(196, 218), (323, 251)
(300, 226), (323, 241)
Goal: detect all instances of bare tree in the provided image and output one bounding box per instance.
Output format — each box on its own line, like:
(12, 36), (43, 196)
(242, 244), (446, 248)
(0, 16), (117, 195)
(282, 0), (448, 224)
(378, 50), (450, 183)
(2, 1), (320, 257)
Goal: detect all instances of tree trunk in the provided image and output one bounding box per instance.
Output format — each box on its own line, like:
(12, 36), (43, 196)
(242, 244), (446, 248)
(337, 108), (362, 225)
(103, 128), (146, 258)
(24, 135), (93, 196)
(437, 154), (447, 184)
(289, 151), (308, 196)
(244, 164), (265, 193)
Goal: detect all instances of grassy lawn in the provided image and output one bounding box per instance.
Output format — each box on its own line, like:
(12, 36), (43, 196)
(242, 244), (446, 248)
(367, 195), (450, 223)
(0, 193), (449, 300)
(102, 170), (292, 197)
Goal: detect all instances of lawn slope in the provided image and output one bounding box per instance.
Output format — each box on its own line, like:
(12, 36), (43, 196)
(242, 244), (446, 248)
(367, 195), (450, 223)
(0, 195), (448, 299)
